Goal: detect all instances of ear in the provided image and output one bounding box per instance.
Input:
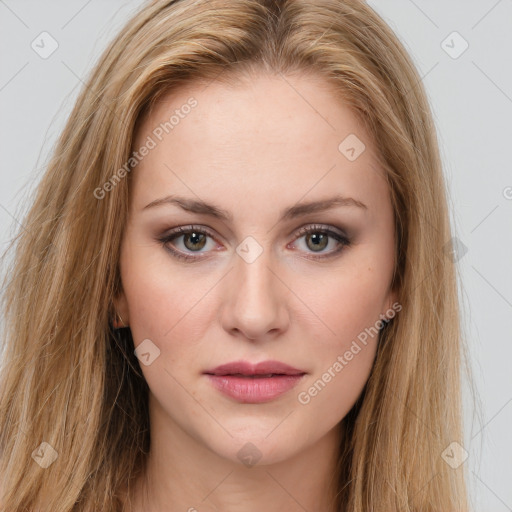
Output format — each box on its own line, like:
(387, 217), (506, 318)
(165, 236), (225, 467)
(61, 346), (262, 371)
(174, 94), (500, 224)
(382, 283), (400, 320)
(113, 290), (130, 328)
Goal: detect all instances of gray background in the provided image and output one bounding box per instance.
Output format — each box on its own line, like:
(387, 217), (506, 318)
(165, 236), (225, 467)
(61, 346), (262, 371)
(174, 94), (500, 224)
(0, 1), (511, 510)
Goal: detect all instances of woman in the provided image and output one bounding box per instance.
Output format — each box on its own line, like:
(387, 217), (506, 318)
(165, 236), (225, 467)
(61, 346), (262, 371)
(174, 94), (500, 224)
(0, 0), (473, 510)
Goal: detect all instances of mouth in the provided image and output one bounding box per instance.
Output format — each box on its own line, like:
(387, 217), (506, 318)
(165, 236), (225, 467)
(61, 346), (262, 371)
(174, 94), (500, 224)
(203, 360), (307, 403)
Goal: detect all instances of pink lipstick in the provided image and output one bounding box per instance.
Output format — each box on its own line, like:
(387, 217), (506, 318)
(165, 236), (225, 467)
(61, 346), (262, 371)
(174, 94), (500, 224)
(203, 360), (306, 403)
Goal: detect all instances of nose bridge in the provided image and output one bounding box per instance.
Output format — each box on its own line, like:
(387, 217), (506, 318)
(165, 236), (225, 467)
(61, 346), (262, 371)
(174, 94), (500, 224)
(221, 238), (287, 339)
(236, 246), (274, 299)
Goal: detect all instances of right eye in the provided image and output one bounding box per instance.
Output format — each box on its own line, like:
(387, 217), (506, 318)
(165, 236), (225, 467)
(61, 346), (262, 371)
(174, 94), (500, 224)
(157, 225), (219, 261)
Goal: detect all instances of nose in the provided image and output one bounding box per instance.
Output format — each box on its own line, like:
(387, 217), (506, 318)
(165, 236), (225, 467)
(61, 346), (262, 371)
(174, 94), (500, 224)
(220, 247), (290, 342)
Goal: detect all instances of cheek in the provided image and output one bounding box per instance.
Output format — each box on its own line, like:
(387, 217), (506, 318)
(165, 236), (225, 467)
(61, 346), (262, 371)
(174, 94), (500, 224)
(293, 270), (383, 428)
(307, 274), (381, 370)
(120, 246), (219, 360)
(290, 255), (388, 399)
(296, 260), (388, 346)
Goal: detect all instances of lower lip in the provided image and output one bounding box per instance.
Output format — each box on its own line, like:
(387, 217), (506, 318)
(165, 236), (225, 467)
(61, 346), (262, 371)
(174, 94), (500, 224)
(205, 374), (305, 403)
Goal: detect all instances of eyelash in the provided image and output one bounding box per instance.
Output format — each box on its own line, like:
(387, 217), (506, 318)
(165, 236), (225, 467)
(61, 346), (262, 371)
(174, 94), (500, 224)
(157, 224), (351, 262)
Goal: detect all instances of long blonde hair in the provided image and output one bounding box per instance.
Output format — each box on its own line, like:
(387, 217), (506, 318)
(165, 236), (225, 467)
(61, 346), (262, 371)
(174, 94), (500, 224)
(0, 0), (474, 510)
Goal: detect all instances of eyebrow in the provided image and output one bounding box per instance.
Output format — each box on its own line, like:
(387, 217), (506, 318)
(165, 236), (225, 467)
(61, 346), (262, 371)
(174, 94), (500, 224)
(142, 194), (368, 222)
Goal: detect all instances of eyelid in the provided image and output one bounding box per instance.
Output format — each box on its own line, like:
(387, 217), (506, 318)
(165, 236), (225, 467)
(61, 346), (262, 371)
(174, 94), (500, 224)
(292, 223), (348, 240)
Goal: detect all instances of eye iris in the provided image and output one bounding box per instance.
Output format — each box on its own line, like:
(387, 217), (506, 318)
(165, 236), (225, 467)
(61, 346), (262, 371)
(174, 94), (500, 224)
(183, 232), (207, 251)
(306, 232), (328, 252)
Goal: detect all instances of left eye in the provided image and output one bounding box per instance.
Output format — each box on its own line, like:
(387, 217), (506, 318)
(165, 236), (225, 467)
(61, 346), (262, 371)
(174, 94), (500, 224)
(158, 224), (350, 261)
(290, 224), (351, 259)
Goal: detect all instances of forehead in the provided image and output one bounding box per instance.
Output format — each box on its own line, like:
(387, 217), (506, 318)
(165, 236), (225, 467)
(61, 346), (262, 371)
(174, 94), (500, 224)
(130, 72), (387, 215)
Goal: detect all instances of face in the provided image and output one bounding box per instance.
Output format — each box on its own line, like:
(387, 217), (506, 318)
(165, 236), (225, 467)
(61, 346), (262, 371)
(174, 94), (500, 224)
(114, 70), (397, 467)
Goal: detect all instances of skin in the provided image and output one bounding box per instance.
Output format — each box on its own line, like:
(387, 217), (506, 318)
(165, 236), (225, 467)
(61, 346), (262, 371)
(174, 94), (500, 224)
(115, 69), (398, 512)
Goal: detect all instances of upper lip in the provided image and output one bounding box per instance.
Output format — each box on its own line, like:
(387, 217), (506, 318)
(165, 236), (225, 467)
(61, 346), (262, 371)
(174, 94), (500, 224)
(204, 360), (306, 376)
